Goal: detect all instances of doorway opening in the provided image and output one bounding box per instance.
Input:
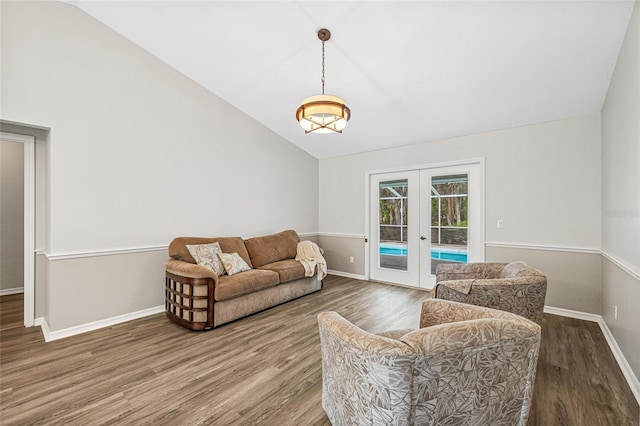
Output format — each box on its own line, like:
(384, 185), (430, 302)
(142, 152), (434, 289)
(1, 131), (36, 327)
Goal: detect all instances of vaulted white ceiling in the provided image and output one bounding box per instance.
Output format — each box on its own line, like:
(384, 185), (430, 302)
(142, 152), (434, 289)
(67, 1), (635, 159)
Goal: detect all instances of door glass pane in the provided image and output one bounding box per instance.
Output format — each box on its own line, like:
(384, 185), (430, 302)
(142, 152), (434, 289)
(430, 174), (468, 274)
(379, 179), (408, 271)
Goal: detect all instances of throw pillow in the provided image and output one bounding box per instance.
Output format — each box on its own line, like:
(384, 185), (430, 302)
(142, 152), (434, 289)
(219, 252), (251, 275)
(186, 242), (226, 276)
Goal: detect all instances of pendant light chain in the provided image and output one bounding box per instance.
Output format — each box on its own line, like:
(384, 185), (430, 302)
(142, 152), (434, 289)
(296, 28), (350, 134)
(321, 39), (325, 95)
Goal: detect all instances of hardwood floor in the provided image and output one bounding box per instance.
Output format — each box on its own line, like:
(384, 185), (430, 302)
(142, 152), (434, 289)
(1, 276), (638, 425)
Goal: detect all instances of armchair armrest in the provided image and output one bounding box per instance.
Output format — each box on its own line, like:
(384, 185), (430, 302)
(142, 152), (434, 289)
(318, 312), (413, 355)
(404, 316), (540, 356)
(435, 262), (507, 281)
(435, 276), (546, 296)
(419, 299), (530, 328)
(318, 311), (415, 424)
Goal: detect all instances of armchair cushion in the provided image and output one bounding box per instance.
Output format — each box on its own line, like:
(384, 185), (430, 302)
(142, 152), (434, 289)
(501, 261), (546, 278)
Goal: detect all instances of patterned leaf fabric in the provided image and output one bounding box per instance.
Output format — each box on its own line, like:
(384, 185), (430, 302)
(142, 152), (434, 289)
(218, 252), (252, 276)
(318, 299), (541, 425)
(186, 242), (226, 277)
(433, 262), (547, 325)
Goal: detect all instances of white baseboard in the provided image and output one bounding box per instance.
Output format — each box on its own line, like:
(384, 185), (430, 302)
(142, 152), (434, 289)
(327, 270), (366, 280)
(0, 287), (24, 296)
(544, 305), (640, 405)
(39, 305), (165, 342)
(543, 305), (601, 322)
(39, 318), (51, 341)
(597, 316), (640, 405)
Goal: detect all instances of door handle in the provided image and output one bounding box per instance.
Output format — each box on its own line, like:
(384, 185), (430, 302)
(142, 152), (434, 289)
(420, 236), (427, 240)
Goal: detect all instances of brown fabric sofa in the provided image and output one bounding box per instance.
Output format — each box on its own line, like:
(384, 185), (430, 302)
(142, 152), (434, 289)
(433, 261), (547, 325)
(165, 230), (322, 330)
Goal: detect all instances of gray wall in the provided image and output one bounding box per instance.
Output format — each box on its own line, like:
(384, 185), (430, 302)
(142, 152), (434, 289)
(0, 140), (24, 291)
(319, 115), (602, 313)
(486, 246), (601, 314)
(601, 0), (640, 381)
(318, 234), (366, 277)
(319, 115), (601, 249)
(1, 1), (319, 331)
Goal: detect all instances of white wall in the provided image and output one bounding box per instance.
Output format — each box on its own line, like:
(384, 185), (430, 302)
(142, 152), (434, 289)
(320, 115), (601, 248)
(1, 1), (318, 255)
(319, 115), (602, 312)
(0, 140), (24, 291)
(601, 0), (640, 384)
(602, 2), (640, 272)
(1, 1), (318, 330)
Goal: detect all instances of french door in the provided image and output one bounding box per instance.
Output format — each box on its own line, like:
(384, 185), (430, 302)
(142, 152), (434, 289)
(369, 162), (484, 289)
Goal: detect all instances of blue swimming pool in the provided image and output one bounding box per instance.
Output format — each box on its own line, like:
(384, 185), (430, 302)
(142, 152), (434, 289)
(431, 249), (468, 263)
(379, 246), (408, 256)
(380, 244), (467, 263)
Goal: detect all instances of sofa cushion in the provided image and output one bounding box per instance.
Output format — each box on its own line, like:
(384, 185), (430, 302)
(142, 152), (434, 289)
(186, 242), (226, 276)
(219, 252), (251, 276)
(244, 230), (299, 268)
(258, 259), (306, 284)
(169, 236), (253, 268)
(214, 269), (280, 302)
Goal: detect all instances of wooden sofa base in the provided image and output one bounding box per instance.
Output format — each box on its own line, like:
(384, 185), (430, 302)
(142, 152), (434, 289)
(165, 271), (322, 331)
(165, 272), (215, 330)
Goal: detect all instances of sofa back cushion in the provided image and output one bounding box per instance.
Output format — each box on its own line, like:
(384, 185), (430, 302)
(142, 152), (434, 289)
(244, 230), (299, 268)
(169, 236), (253, 268)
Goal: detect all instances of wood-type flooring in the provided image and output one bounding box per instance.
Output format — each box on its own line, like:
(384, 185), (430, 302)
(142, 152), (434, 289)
(1, 275), (638, 425)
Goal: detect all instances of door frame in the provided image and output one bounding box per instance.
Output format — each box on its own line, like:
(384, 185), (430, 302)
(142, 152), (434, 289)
(1, 132), (36, 327)
(368, 170), (421, 286)
(364, 158), (485, 287)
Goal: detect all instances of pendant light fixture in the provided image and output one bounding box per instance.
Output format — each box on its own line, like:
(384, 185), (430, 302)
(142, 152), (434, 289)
(296, 28), (351, 134)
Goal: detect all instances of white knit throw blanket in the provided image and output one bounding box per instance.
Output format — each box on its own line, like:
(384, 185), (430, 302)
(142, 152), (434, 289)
(295, 241), (327, 280)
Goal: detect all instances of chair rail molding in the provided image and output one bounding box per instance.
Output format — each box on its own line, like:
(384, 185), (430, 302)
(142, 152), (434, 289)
(485, 242), (600, 254)
(44, 245), (169, 261)
(600, 249), (640, 281)
(318, 232), (365, 239)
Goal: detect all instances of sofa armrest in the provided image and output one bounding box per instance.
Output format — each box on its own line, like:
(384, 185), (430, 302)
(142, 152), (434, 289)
(165, 259), (219, 283)
(165, 260), (217, 331)
(420, 299), (530, 328)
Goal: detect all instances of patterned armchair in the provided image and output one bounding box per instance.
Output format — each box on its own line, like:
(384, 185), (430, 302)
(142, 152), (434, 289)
(318, 299), (541, 425)
(433, 261), (547, 325)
